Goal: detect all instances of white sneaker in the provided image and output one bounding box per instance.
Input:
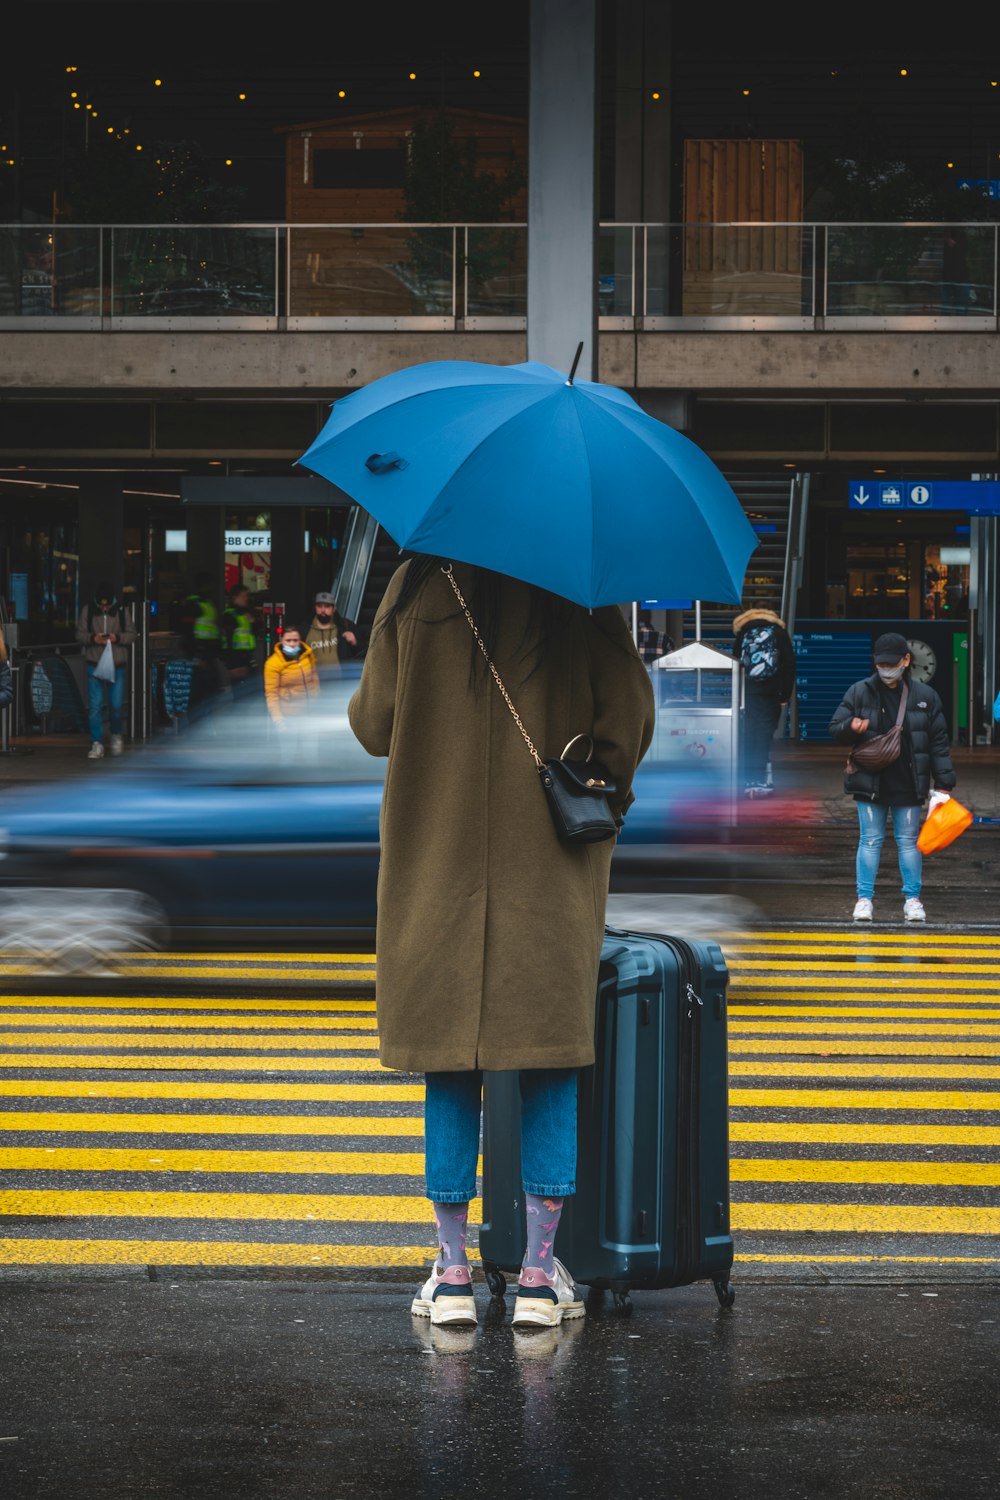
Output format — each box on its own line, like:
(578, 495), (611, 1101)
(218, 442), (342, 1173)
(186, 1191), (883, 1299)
(512, 1257), (586, 1328)
(410, 1264), (478, 1326)
(904, 898), (926, 923)
(853, 898), (873, 922)
(109, 735), (124, 756)
(86, 741), (104, 760)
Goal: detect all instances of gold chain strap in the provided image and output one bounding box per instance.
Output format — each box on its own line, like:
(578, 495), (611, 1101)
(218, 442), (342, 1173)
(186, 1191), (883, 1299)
(441, 564), (544, 769)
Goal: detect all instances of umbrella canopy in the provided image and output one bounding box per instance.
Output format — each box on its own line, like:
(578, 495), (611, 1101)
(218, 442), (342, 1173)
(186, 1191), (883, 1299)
(297, 359), (758, 609)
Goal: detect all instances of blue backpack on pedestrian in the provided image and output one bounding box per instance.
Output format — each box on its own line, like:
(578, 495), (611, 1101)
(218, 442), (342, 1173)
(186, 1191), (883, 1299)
(740, 623), (780, 681)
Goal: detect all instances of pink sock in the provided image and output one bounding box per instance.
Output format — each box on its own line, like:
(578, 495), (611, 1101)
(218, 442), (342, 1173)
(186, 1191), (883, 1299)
(432, 1201), (472, 1285)
(519, 1193), (564, 1289)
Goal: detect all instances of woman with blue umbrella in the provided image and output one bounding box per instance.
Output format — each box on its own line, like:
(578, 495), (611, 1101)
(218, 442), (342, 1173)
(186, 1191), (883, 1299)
(348, 554), (655, 1328)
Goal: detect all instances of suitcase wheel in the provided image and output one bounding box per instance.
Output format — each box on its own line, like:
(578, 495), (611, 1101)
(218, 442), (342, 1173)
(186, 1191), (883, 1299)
(713, 1277), (736, 1308)
(485, 1269), (507, 1301)
(612, 1290), (633, 1317)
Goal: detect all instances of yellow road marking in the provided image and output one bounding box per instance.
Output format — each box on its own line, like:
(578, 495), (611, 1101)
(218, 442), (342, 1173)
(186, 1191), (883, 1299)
(0, 1190), (483, 1223)
(730, 1087), (1000, 1110)
(734, 1253), (1000, 1265)
(730, 1204), (1000, 1233)
(0, 998), (377, 1011)
(730, 990), (1000, 1004)
(0, 1239), (997, 1269)
(731, 1040), (1000, 1057)
(730, 1006), (1000, 1019)
(0, 1053), (390, 1072)
(730, 1060), (1000, 1079)
(0, 1147), (449, 1176)
(0, 1239), (436, 1267)
(729, 1121), (1000, 1145)
(729, 1020), (1000, 1035)
(0, 1080), (423, 1101)
(726, 944), (1000, 958)
(728, 1157), (1000, 1186)
(0, 966), (376, 982)
(0, 1031), (382, 1051)
(725, 932), (1000, 945)
(0, 1112), (425, 1137)
(131, 953), (378, 963)
(10, 1145), (970, 1186)
(731, 977), (1000, 990)
(2, 1192), (993, 1235)
(731, 966), (1000, 978)
(0, 1014), (379, 1030)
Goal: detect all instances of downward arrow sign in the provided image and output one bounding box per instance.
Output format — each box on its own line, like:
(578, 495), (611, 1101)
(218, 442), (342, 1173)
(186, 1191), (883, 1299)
(854, 486), (870, 506)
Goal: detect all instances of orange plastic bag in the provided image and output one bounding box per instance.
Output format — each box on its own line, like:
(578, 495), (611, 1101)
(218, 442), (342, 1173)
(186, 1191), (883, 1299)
(917, 795), (973, 855)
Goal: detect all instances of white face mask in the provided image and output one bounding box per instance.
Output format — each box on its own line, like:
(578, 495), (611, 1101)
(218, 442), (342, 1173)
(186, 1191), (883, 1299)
(877, 663), (905, 683)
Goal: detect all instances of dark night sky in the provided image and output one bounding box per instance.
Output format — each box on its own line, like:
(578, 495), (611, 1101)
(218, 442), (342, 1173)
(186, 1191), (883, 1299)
(3, 2), (1000, 219)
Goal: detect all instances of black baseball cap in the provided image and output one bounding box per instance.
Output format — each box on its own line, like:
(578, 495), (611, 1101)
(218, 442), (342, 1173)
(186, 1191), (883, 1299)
(872, 631), (910, 663)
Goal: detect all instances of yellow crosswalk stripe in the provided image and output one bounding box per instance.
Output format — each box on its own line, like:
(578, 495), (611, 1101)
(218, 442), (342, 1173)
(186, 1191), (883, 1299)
(730, 990), (1000, 1004)
(729, 1020), (1000, 1035)
(726, 945), (1000, 958)
(0, 1112), (425, 1137)
(729, 1121), (1000, 1145)
(0, 1053), (390, 1072)
(0, 1239), (997, 1269)
(0, 1080), (423, 1101)
(730, 1006), (1000, 1019)
(0, 1147), (450, 1175)
(0, 965), (376, 982)
(0, 1014), (380, 1030)
(730, 1204), (1000, 1234)
(730, 1087), (1000, 1110)
(0, 1190), (476, 1223)
(731, 966), (1000, 978)
(0, 1031), (382, 1051)
(0, 1239), (436, 1267)
(728, 1157), (1000, 1186)
(731, 977), (1000, 990)
(730, 1039), (1000, 1057)
(0, 997), (377, 1011)
(730, 1060), (1000, 1079)
(726, 932), (1000, 945)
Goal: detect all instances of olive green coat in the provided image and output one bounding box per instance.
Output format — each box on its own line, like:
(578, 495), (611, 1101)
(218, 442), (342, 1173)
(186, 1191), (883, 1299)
(348, 562), (656, 1073)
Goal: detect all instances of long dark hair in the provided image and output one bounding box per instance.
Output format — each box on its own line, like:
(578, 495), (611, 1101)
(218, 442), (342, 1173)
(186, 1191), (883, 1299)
(376, 554), (575, 686)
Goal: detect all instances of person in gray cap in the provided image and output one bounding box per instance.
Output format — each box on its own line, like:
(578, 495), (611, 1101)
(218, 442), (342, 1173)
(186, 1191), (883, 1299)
(305, 591), (360, 674)
(828, 630), (956, 924)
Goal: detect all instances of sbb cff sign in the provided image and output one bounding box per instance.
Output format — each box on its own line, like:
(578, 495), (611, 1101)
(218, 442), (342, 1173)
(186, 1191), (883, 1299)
(225, 531), (272, 550)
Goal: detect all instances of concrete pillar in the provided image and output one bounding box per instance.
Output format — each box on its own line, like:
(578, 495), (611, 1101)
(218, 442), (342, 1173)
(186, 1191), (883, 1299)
(528, 0), (599, 378)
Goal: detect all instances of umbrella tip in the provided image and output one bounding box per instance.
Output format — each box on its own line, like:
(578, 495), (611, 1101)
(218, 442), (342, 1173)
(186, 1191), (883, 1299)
(566, 342), (584, 386)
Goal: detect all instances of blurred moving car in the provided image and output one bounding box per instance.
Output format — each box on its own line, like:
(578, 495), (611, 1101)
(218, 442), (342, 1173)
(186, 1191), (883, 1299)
(0, 665), (779, 973)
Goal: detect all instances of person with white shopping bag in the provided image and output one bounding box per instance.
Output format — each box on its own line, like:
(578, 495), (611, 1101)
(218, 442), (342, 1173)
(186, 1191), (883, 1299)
(74, 581), (137, 761)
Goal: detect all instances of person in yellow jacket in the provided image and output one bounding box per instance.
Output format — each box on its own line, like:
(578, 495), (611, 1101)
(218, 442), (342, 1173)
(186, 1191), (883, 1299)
(263, 626), (320, 762)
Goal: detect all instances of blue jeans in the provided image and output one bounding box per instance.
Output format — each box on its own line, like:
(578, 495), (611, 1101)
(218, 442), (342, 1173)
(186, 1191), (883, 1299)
(424, 1068), (578, 1203)
(86, 663), (124, 742)
(856, 802), (922, 900)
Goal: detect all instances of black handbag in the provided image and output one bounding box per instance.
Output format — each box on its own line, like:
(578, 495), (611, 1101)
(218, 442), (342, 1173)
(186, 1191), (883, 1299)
(848, 682), (908, 773)
(442, 566), (619, 844)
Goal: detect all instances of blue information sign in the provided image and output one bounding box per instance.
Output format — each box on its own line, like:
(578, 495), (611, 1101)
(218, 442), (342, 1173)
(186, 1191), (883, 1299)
(849, 480), (1000, 513)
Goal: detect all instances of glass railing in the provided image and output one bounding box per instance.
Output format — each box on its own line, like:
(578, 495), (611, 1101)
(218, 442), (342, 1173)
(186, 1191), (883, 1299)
(0, 222), (996, 326)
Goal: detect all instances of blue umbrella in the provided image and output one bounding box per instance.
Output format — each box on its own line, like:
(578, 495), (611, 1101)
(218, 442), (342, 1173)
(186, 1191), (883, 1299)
(297, 355), (758, 608)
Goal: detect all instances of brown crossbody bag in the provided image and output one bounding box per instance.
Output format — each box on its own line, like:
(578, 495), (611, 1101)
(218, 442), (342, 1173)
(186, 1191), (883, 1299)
(848, 682), (908, 773)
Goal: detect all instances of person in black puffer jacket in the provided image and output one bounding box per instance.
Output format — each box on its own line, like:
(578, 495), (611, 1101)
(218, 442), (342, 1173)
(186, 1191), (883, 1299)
(829, 631), (957, 925)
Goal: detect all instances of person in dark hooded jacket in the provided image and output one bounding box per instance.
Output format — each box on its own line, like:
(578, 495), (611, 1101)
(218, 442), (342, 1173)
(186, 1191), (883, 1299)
(733, 605), (796, 793)
(829, 631), (956, 924)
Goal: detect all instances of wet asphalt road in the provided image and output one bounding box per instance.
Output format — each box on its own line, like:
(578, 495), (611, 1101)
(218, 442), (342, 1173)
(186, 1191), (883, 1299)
(1, 1275), (997, 1500)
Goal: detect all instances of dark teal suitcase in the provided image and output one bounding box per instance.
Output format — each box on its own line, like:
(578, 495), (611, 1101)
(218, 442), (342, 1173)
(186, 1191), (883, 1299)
(479, 927), (735, 1315)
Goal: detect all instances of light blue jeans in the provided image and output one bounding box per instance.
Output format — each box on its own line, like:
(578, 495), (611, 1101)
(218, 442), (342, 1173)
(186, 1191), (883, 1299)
(856, 802), (923, 900)
(86, 662), (124, 743)
(424, 1068), (578, 1203)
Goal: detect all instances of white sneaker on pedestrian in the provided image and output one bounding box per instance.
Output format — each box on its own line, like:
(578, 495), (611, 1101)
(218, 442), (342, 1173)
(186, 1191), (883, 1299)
(512, 1257), (585, 1328)
(904, 898), (926, 923)
(87, 741), (104, 760)
(109, 735), (124, 756)
(410, 1264), (478, 1326)
(853, 898), (873, 922)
